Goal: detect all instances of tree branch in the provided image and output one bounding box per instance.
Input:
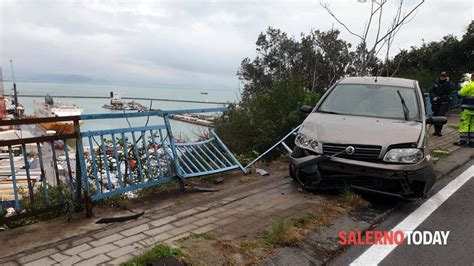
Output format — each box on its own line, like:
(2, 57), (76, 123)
(320, 2), (364, 40)
(391, 49), (405, 77)
(373, 0), (424, 47)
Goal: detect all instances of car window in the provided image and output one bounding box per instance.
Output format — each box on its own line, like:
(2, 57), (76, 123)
(317, 84), (419, 120)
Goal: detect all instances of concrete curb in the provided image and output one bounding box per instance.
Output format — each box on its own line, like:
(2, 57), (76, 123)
(260, 147), (474, 265)
(433, 147), (474, 181)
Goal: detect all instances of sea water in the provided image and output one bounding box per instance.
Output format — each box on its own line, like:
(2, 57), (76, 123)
(7, 81), (238, 141)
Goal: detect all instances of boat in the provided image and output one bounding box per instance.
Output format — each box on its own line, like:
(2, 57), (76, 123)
(3, 95), (24, 117)
(33, 94), (84, 134)
(102, 92), (150, 112)
(103, 91), (130, 110)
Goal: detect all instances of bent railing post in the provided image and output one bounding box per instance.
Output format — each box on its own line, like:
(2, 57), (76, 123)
(244, 125), (301, 170)
(163, 114), (185, 191)
(74, 119), (85, 211)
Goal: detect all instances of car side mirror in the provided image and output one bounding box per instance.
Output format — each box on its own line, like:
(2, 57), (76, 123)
(300, 105), (314, 114)
(426, 116), (448, 125)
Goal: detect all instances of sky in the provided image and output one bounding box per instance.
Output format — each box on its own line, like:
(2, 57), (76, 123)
(0, 0), (472, 91)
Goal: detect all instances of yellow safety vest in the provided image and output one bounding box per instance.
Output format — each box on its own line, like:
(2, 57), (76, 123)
(460, 81), (474, 97)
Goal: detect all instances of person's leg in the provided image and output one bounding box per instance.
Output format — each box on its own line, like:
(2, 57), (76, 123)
(468, 113), (474, 147)
(435, 103), (450, 135)
(458, 109), (469, 145)
(432, 104), (441, 134)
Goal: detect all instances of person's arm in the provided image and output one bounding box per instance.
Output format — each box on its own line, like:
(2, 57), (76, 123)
(447, 82), (454, 95)
(429, 84), (436, 98)
(441, 82), (454, 101)
(460, 82), (474, 97)
(430, 83), (439, 102)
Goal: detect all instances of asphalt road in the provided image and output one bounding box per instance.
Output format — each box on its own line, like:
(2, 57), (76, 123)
(331, 161), (474, 266)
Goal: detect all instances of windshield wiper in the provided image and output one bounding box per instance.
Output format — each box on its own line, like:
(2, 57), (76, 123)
(397, 90), (410, 120)
(319, 110), (341, 115)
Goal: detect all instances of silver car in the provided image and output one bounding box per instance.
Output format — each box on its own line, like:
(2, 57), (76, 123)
(289, 77), (446, 198)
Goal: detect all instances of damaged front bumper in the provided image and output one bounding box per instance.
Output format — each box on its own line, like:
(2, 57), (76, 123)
(289, 151), (436, 198)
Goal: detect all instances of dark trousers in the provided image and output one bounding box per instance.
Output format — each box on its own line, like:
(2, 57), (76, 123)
(432, 102), (449, 133)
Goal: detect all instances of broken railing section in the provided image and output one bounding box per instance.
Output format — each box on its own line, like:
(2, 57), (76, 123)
(77, 108), (244, 203)
(0, 107), (245, 221)
(174, 130), (245, 178)
(244, 125), (301, 171)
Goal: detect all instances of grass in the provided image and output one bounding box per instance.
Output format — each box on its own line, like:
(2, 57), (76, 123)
(189, 232), (216, 240)
(262, 218), (302, 246)
(239, 239), (266, 252)
(122, 244), (183, 266)
(339, 188), (369, 209)
(448, 124), (460, 130)
(293, 209), (324, 228)
(177, 199), (361, 265)
(430, 149), (450, 161)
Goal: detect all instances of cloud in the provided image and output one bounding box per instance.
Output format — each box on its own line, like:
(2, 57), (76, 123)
(0, 0), (472, 90)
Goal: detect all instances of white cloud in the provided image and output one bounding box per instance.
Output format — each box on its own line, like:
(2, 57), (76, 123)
(0, 0), (472, 89)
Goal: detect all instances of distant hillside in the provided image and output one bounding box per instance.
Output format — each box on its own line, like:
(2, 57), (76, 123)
(3, 74), (106, 84)
(30, 74), (103, 83)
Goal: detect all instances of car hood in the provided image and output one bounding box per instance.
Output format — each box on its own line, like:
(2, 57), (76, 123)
(299, 113), (423, 146)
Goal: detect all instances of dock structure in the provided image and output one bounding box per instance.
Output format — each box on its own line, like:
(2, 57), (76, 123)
(9, 94), (233, 105)
(168, 113), (214, 127)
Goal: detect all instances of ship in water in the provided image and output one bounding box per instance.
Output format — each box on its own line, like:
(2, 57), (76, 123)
(32, 95), (84, 134)
(102, 91), (150, 112)
(103, 91), (129, 110)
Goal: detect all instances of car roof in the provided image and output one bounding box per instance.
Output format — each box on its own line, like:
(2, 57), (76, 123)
(338, 76), (416, 88)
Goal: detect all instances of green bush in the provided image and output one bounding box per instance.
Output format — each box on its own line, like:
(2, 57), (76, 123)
(215, 76), (319, 159)
(2, 182), (76, 229)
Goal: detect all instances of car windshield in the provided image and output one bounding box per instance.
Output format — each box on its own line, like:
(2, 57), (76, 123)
(317, 83), (420, 120)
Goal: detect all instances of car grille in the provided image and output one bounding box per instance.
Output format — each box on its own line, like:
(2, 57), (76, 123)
(322, 143), (382, 162)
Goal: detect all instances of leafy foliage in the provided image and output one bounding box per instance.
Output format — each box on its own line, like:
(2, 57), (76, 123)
(238, 27), (352, 101)
(2, 182), (76, 229)
(215, 76), (318, 157)
(218, 21), (472, 159)
(388, 21), (473, 91)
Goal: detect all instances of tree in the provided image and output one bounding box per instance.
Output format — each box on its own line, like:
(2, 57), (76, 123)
(388, 21), (473, 91)
(215, 76), (318, 158)
(238, 27), (352, 101)
(321, 0), (425, 76)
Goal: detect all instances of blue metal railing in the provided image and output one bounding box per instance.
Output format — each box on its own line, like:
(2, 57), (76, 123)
(0, 108), (243, 221)
(0, 117), (81, 219)
(174, 130), (245, 178)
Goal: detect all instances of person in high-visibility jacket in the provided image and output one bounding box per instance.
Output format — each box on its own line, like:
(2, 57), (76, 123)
(456, 73), (474, 146)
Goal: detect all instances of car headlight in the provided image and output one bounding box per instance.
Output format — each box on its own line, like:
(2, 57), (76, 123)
(383, 148), (423, 164)
(295, 133), (319, 152)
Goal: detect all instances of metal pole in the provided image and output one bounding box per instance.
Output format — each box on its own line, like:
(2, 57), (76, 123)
(13, 83), (19, 118)
(163, 114), (185, 191)
(10, 60), (19, 118)
(243, 125), (301, 170)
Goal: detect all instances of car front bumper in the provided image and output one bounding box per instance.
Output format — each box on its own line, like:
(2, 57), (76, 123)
(290, 152), (436, 198)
